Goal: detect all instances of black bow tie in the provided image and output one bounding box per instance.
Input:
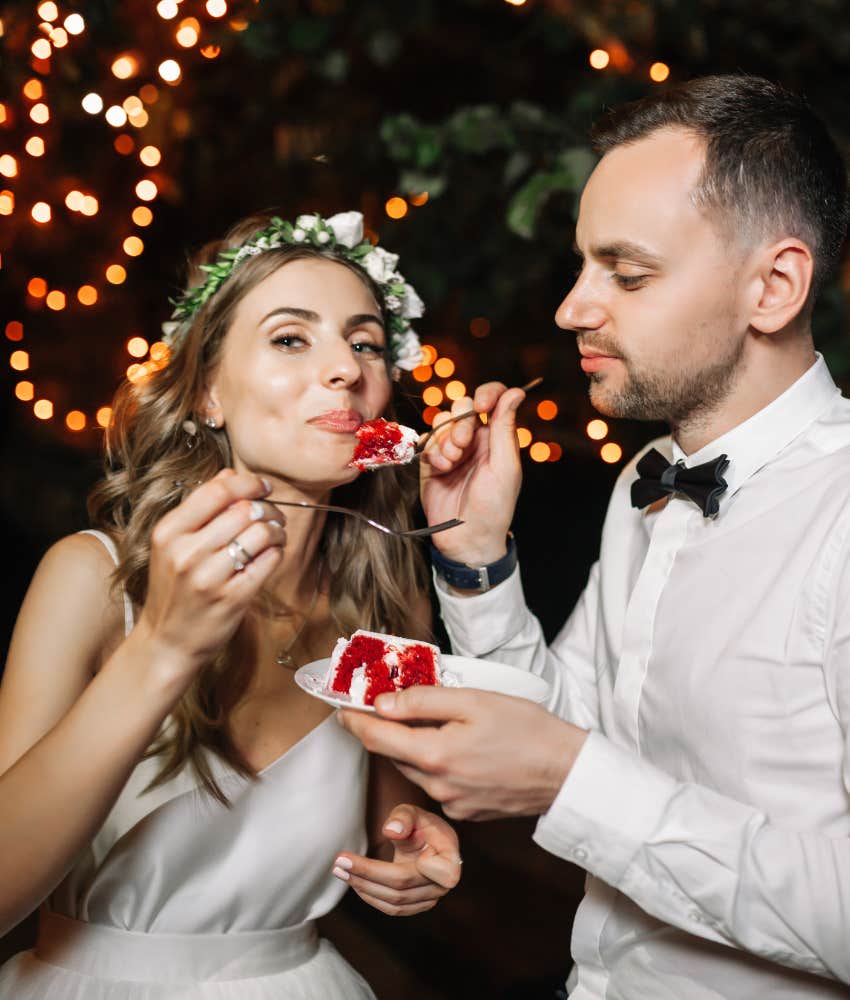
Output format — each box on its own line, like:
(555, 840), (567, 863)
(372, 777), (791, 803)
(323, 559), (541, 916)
(631, 447), (730, 517)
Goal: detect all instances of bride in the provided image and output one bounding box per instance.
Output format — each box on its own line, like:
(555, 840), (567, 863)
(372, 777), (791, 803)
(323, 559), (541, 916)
(0, 210), (461, 998)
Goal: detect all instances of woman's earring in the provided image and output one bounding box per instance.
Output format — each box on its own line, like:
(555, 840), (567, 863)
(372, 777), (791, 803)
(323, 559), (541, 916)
(205, 416), (217, 429)
(182, 419), (198, 450)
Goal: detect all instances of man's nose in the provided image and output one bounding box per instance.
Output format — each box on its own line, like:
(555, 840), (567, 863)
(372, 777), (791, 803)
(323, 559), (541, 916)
(555, 270), (606, 334)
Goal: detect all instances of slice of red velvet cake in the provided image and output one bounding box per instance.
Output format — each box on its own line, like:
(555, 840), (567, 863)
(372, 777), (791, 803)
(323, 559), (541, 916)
(326, 630), (442, 706)
(349, 418), (418, 471)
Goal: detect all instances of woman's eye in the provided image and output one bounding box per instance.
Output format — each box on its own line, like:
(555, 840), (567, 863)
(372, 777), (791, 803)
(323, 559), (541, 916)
(351, 340), (386, 356)
(272, 333), (307, 349)
(613, 273), (648, 290)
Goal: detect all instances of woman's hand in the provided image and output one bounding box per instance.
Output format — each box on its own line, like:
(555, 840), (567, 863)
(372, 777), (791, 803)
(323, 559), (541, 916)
(332, 803), (462, 916)
(419, 382), (525, 567)
(136, 468), (286, 683)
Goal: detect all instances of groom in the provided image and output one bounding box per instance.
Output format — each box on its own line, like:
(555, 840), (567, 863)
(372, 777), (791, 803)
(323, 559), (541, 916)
(341, 74), (850, 997)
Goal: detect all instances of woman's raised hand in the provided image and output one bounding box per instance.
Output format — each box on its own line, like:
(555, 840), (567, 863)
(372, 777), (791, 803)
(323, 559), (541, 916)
(136, 469), (285, 681)
(419, 382), (525, 567)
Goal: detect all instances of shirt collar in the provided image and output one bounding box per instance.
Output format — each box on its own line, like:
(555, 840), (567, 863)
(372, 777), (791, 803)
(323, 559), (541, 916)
(670, 354), (840, 506)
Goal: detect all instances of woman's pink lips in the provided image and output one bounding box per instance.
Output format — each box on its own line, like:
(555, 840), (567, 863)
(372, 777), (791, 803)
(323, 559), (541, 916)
(580, 355), (619, 373)
(308, 410), (363, 433)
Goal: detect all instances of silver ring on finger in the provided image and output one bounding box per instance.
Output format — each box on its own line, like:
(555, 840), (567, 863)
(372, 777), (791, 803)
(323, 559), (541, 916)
(226, 538), (254, 573)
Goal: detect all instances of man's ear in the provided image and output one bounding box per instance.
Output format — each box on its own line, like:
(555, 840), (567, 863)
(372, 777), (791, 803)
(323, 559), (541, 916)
(748, 238), (814, 335)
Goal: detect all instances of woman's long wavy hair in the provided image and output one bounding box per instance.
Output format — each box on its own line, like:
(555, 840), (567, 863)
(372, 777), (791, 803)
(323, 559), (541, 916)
(88, 212), (430, 803)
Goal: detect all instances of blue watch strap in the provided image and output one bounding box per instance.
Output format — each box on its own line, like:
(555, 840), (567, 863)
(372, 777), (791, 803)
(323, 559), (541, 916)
(430, 534), (517, 592)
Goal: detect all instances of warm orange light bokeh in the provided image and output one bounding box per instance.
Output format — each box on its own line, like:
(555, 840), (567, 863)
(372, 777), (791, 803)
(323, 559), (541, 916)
(77, 285), (98, 305)
(106, 264), (127, 285)
(601, 442), (623, 463)
(123, 236), (144, 257)
(422, 385), (444, 407)
(127, 336), (149, 357)
(11, 350), (30, 371)
(45, 290), (66, 310)
(27, 277), (47, 298)
(589, 49), (610, 70)
(15, 381), (34, 401)
(139, 145), (161, 167)
(586, 418), (609, 440)
(25, 136), (45, 156)
(132, 205), (153, 226)
(66, 410), (86, 431)
(650, 62), (670, 83)
(5, 321), (23, 341)
(412, 365), (432, 383)
(433, 357), (455, 378)
(537, 400), (558, 421)
(529, 442), (551, 462)
(114, 134), (135, 155)
(516, 427), (532, 448)
(469, 317), (491, 338)
(445, 380), (466, 401)
(422, 405), (441, 426)
(409, 191), (429, 206)
(34, 398), (54, 420)
(96, 406), (113, 428)
(420, 344), (437, 366)
(31, 201), (52, 223)
(385, 197), (408, 219)
(135, 179), (158, 201)
(23, 78), (43, 100)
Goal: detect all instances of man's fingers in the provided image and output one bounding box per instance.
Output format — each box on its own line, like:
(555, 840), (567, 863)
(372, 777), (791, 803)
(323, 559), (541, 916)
(337, 712), (441, 767)
(373, 685), (477, 723)
(488, 386), (526, 470)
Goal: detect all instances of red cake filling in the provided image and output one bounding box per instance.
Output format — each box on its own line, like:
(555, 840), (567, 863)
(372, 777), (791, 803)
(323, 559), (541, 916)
(351, 418), (405, 470)
(331, 634), (386, 695)
(397, 644), (440, 688)
(330, 632), (441, 706)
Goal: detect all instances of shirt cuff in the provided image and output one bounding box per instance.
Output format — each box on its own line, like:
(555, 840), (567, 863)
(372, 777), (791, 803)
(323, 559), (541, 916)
(533, 730), (678, 887)
(433, 565), (529, 656)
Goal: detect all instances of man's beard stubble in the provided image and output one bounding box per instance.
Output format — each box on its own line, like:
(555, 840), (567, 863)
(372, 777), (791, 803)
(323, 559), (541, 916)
(586, 337), (746, 433)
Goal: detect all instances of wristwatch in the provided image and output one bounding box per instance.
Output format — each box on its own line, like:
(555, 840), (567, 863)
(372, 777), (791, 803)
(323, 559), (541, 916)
(430, 533), (517, 593)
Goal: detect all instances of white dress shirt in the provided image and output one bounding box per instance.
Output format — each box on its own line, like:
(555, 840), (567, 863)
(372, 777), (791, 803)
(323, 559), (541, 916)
(437, 356), (850, 999)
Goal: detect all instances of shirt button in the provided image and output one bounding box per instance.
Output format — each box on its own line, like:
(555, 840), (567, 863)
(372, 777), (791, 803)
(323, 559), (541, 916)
(689, 909), (704, 923)
(573, 847), (588, 863)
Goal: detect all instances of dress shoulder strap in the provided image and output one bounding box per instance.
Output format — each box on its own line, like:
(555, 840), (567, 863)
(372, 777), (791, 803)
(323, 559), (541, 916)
(77, 529), (135, 637)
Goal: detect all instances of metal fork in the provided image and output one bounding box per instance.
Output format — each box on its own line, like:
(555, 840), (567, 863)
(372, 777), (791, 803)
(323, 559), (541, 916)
(267, 499), (463, 538)
(414, 376), (543, 453)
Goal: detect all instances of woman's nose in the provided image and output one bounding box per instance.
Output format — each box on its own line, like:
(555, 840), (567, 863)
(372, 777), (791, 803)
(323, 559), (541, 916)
(320, 340), (362, 389)
(555, 269), (606, 334)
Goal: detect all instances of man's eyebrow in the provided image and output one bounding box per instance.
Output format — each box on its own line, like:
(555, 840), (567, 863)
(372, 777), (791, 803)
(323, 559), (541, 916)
(583, 241), (664, 266)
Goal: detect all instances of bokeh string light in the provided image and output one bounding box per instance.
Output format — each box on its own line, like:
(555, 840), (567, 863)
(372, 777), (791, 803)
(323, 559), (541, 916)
(5, 0), (255, 434)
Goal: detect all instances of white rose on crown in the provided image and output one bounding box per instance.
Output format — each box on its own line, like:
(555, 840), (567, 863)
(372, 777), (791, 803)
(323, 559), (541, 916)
(392, 327), (424, 371)
(295, 214), (319, 231)
(326, 211), (364, 248)
(363, 246), (400, 283)
(401, 283), (425, 319)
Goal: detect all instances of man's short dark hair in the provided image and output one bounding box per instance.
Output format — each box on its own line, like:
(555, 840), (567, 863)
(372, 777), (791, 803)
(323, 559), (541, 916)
(591, 74), (849, 303)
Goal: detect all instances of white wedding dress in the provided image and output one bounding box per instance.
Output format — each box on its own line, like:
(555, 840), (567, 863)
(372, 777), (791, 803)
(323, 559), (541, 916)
(0, 530), (376, 999)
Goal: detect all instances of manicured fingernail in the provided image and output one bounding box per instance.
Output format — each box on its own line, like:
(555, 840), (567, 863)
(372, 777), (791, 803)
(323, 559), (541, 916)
(375, 693), (396, 712)
(384, 820), (404, 835)
(334, 856), (353, 870)
(332, 866), (350, 881)
(250, 501), (264, 521)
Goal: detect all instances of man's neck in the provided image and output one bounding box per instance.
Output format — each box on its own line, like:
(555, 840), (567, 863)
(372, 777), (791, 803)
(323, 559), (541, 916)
(673, 335), (817, 456)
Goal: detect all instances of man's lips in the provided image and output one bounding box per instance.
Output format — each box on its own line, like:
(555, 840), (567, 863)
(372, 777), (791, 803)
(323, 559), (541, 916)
(308, 410), (363, 433)
(579, 351), (620, 373)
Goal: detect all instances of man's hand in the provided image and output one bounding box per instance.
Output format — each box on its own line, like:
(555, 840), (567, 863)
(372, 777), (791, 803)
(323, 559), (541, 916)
(332, 803), (462, 917)
(420, 382), (525, 567)
(339, 688), (588, 821)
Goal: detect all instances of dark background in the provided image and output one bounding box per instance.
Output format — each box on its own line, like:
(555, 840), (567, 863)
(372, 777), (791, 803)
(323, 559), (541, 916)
(2, 0), (849, 995)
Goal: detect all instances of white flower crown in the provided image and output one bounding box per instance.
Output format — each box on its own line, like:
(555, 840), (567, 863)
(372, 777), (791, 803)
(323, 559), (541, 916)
(161, 211), (424, 373)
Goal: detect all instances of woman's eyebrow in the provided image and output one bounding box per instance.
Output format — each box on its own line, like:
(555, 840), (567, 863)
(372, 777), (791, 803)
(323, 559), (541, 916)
(260, 306), (320, 324)
(345, 313), (384, 331)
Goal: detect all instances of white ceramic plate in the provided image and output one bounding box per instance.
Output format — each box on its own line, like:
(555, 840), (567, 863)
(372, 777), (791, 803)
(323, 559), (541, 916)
(294, 654), (551, 714)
